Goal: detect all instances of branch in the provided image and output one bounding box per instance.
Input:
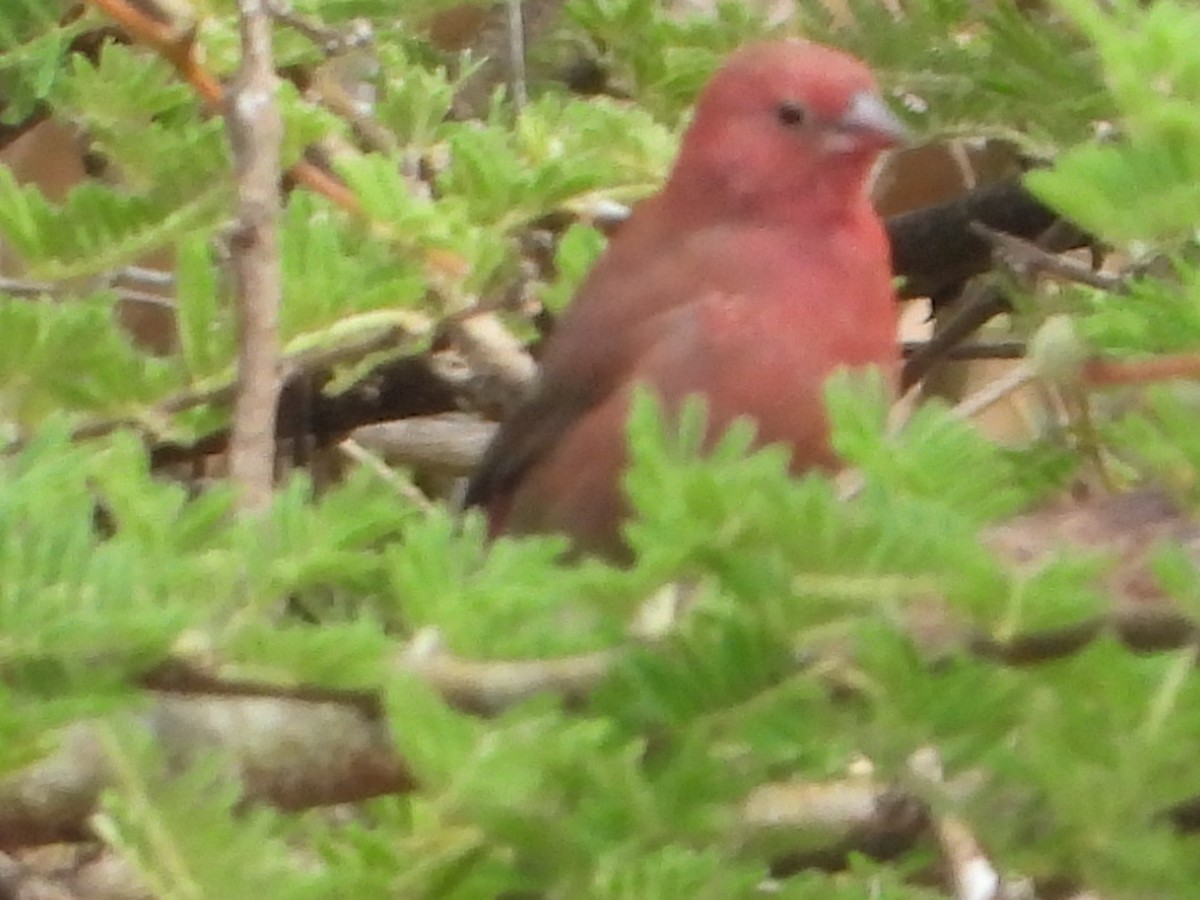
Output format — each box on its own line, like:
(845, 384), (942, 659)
(743, 777), (927, 873)
(37, 320), (424, 452)
(146, 350), (459, 468)
(225, 1), (286, 511)
(442, 312), (539, 414)
(0, 694), (415, 847)
(352, 414), (496, 476)
(266, 1), (372, 56)
(902, 340), (1025, 362)
(399, 629), (618, 715)
(971, 222), (1123, 293)
(451, 0), (570, 118)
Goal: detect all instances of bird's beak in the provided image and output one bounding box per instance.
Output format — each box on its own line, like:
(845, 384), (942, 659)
(836, 91), (908, 148)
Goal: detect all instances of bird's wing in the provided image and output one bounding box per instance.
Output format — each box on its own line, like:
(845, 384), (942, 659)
(463, 377), (602, 510)
(464, 211), (728, 511)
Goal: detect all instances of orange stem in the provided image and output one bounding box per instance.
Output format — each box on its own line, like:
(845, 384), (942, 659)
(1083, 353), (1200, 387)
(86, 0), (223, 105)
(292, 159), (363, 215)
(84, 0), (360, 216)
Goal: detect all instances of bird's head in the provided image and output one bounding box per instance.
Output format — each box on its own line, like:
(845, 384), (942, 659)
(668, 40), (907, 219)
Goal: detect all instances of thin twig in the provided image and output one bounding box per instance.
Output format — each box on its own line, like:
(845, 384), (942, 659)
(971, 222), (1125, 293)
(119, 266), (176, 288)
(0, 276), (176, 310)
(399, 628), (618, 715)
(451, 0), (570, 118)
(908, 748), (1001, 900)
(506, 0), (528, 112)
(59, 321), (422, 445)
(265, 1), (372, 56)
(264, 1), (398, 155)
(951, 361), (1036, 421)
(901, 282), (1010, 390)
(902, 340), (1025, 361)
(339, 437), (436, 512)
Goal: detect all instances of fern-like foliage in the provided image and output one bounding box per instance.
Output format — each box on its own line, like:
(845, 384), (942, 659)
(0, 162), (229, 281)
(97, 731), (332, 899)
(0, 0), (80, 124)
(1027, 0), (1200, 242)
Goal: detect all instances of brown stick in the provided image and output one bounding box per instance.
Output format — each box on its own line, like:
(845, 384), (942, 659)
(225, 0), (284, 513)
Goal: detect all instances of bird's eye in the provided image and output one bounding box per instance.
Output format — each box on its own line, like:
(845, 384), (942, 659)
(775, 101), (807, 127)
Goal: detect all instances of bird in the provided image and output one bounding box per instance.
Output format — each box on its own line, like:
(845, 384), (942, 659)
(465, 40), (906, 560)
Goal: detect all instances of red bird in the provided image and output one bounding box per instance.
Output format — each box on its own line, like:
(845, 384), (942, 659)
(466, 40), (905, 559)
